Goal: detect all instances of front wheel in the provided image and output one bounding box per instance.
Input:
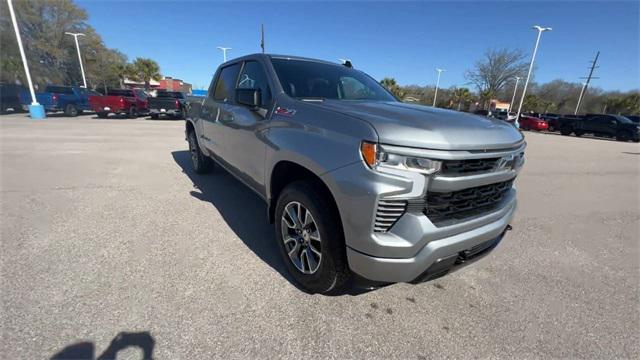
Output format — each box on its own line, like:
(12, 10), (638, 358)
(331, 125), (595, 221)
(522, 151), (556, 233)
(574, 130), (584, 137)
(616, 131), (631, 142)
(97, 112), (108, 118)
(275, 181), (351, 294)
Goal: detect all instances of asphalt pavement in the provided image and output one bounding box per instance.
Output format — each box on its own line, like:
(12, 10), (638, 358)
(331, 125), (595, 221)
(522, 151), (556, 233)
(1, 112), (638, 359)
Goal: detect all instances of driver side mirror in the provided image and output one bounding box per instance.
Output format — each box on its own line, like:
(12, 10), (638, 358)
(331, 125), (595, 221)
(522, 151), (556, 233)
(236, 88), (262, 108)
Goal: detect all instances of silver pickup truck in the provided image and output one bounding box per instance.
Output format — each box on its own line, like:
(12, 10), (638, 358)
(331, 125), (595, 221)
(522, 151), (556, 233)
(185, 54), (525, 294)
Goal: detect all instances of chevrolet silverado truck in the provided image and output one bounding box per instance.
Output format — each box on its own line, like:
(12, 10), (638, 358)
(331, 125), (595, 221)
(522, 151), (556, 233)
(20, 85), (94, 116)
(185, 54), (525, 293)
(89, 88), (149, 118)
(149, 91), (186, 119)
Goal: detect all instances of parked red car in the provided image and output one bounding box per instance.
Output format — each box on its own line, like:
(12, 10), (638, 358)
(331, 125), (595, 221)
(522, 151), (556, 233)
(89, 88), (149, 118)
(519, 115), (548, 131)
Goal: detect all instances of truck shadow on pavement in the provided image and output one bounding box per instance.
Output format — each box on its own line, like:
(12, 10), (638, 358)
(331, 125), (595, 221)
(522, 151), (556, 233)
(172, 150), (376, 296)
(50, 331), (154, 360)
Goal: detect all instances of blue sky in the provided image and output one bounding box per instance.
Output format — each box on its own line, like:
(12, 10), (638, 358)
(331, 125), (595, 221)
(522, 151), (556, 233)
(77, 0), (639, 91)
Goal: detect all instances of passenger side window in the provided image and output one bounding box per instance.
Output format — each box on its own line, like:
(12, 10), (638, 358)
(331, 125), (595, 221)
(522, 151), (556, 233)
(237, 61), (272, 104)
(339, 76), (375, 100)
(213, 63), (241, 102)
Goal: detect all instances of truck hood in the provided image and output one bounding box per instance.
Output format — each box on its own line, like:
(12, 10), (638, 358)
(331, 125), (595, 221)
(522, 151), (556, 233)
(313, 100), (524, 150)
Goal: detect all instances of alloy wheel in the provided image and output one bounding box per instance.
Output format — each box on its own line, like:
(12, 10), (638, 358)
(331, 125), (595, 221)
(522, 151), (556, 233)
(280, 201), (322, 274)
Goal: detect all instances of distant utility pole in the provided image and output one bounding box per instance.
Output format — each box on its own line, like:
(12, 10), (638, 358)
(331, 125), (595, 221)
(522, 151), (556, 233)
(217, 47), (231, 62)
(433, 68), (445, 107)
(261, 24), (265, 53)
(65, 32), (87, 88)
(508, 76), (520, 113)
(574, 51), (600, 115)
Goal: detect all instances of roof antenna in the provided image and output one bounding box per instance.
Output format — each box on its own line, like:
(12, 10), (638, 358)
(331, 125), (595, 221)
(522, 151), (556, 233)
(339, 58), (352, 68)
(260, 24), (265, 53)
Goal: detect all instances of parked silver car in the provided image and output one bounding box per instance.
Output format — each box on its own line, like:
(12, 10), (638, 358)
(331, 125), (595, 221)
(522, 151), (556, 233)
(185, 54), (525, 293)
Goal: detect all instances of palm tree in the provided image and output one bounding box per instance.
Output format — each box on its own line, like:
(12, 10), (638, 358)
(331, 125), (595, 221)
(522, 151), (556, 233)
(131, 58), (161, 90)
(113, 63), (136, 89)
(380, 77), (405, 100)
(451, 87), (472, 110)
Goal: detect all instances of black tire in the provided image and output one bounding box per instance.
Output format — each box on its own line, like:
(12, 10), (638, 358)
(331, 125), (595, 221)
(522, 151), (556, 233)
(616, 131), (631, 142)
(97, 112), (108, 119)
(274, 181), (351, 294)
(64, 104), (78, 117)
(151, 113), (159, 120)
(127, 107), (137, 119)
(574, 130), (584, 137)
(560, 125), (572, 136)
(548, 125), (555, 132)
(187, 129), (213, 174)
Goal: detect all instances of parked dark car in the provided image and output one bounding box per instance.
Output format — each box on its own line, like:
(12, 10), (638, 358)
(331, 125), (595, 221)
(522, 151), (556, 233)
(560, 114), (639, 142)
(89, 88), (149, 118)
(546, 114), (582, 132)
(19, 85), (93, 116)
(149, 91), (186, 119)
(0, 83), (26, 113)
(519, 115), (548, 131)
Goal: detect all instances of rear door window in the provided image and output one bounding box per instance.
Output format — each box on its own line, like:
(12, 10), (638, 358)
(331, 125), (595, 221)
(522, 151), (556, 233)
(213, 63), (241, 102)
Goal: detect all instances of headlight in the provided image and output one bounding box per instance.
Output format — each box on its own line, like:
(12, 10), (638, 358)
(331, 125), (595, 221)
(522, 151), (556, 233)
(360, 141), (441, 174)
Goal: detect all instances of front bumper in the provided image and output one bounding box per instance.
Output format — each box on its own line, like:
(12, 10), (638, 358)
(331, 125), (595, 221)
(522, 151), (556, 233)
(346, 203), (515, 282)
(321, 142), (524, 283)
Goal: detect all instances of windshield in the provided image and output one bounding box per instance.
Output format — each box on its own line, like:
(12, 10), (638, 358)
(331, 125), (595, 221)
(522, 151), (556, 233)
(613, 115), (633, 124)
(271, 58), (396, 101)
(157, 91), (184, 99)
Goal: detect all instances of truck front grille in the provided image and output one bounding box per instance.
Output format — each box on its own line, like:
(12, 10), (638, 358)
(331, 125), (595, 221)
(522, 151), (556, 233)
(441, 158), (500, 175)
(374, 200), (407, 232)
(424, 180), (513, 226)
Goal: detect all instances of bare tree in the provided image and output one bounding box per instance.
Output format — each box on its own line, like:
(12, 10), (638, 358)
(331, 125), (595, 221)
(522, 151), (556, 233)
(465, 48), (529, 108)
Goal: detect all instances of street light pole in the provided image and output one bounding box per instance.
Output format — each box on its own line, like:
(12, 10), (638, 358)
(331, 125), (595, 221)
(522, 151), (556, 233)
(433, 68), (445, 107)
(65, 32), (87, 88)
(508, 76), (521, 112)
(217, 47), (231, 62)
(6, 0), (44, 118)
(515, 25), (552, 128)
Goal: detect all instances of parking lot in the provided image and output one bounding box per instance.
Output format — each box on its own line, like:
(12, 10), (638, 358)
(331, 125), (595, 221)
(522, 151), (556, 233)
(1, 112), (638, 359)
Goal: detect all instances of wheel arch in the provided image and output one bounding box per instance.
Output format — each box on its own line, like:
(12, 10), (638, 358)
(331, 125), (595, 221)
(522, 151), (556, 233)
(268, 160), (342, 228)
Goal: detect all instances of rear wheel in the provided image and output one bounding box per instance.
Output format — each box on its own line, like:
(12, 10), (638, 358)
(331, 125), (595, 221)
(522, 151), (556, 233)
(151, 113), (159, 120)
(187, 130), (213, 174)
(275, 181), (351, 294)
(127, 107), (137, 119)
(560, 125), (572, 136)
(97, 112), (108, 119)
(574, 130), (584, 137)
(64, 104), (78, 117)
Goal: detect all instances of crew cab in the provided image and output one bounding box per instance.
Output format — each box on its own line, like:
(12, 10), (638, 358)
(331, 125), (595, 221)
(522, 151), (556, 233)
(560, 113), (639, 142)
(20, 85), (93, 116)
(89, 88), (149, 118)
(518, 115), (548, 131)
(185, 54), (524, 294)
(149, 91), (186, 119)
